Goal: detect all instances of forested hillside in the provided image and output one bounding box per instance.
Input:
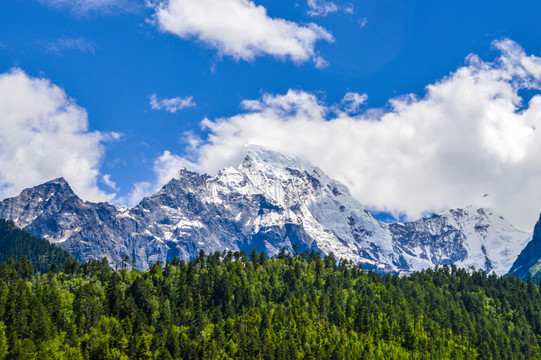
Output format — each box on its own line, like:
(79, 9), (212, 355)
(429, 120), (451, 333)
(0, 250), (540, 359)
(0, 218), (74, 273)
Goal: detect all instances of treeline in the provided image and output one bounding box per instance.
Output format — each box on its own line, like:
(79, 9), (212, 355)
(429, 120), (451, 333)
(0, 250), (540, 359)
(0, 218), (74, 273)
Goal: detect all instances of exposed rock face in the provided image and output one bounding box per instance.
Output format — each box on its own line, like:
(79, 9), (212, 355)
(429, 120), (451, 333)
(0, 146), (531, 273)
(510, 214), (541, 281)
(0, 177), (139, 266)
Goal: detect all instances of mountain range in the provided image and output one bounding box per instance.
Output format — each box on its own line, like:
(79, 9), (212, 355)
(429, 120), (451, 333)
(0, 146), (536, 277)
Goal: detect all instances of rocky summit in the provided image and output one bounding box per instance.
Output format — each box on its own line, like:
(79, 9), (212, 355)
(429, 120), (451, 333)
(0, 146), (532, 273)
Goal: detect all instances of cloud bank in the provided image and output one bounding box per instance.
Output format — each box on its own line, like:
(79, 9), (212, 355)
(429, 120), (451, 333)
(152, 0), (333, 66)
(156, 39), (541, 230)
(0, 69), (116, 202)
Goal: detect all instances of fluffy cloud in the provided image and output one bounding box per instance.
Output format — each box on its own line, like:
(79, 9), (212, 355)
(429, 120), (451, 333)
(150, 94), (195, 113)
(121, 150), (192, 207)
(341, 92), (368, 113)
(151, 0), (333, 65)
(160, 39), (541, 230)
(306, 0), (355, 17)
(102, 174), (118, 190)
(307, 0), (338, 17)
(0, 68), (116, 202)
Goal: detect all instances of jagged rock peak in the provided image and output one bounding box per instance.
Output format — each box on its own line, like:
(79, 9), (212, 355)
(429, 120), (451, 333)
(178, 168), (209, 179)
(32, 176), (70, 189)
(175, 168), (209, 186)
(16, 177), (76, 200)
(47, 177), (69, 185)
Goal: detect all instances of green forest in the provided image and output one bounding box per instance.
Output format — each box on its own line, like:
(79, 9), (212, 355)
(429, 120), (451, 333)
(0, 248), (540, 359)
(0, 218), (74, 274)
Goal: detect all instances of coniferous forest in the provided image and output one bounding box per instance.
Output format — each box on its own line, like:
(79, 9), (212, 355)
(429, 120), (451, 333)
(0, 218), (74, 274)
(0, 249), (540, 359)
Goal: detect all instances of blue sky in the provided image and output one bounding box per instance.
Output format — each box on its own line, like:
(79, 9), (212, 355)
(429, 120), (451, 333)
(3, 0), (541, 230)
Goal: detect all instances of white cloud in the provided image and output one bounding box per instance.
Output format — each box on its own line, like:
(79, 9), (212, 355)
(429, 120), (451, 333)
(150, 93), (196, 113)
(102, 174), (118, 190)
(313, 56), (330, 69)
(358, 18), (367, 28)
(40, 0), (134, 13)
(151, 0), (333, 65)
(41, 37), (96, 55)
(0, 68), (115, 203)
(153, 39), (541, 231)
(307, 0), (338, 17)
(121, 181), (153, 208)
(307, 0), (355, 17)
(341, 92), (367, 113)
(120, 150), (194, 207)
(153, 150), (193, 184)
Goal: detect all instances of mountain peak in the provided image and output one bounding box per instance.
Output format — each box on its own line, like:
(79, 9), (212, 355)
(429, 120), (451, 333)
(41, 177), (74, 193)
(47, 177), (69, 186)
(17, 177), (76, 200)
(165, 169), (209, 190)
(0, 176), (80, 230)
(177, 168), (209, 181)
(241, 145), (315, 172)
(238, 146), (333, 193)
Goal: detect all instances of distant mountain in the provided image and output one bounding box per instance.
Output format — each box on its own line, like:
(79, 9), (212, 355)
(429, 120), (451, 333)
(0, 146), (531, 273)
(390, 207), (531, 275)
(0, 217), (74, 273)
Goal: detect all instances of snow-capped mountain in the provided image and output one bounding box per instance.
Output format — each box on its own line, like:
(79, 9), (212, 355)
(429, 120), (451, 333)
(390, 207), (531, 275)
(0, 146), (531, 273)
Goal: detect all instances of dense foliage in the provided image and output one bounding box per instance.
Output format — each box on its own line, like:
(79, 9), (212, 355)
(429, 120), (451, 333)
(0, 218), (74, 273)
(0, 250), (540, 359)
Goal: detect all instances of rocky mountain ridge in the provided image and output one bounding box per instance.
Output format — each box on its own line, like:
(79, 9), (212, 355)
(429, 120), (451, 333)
(0, 146), (532, 273)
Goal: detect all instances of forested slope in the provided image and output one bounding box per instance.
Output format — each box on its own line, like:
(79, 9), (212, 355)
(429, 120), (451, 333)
(0, 218), (74, 273)
(0, 250), (540, 359)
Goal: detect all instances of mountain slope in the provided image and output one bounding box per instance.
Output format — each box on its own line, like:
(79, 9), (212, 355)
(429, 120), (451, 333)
(510, 214), (541, 281)
(0, 177), (138, 266)
(0, 146), (531, 273)
(391, 207), (531, 275)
